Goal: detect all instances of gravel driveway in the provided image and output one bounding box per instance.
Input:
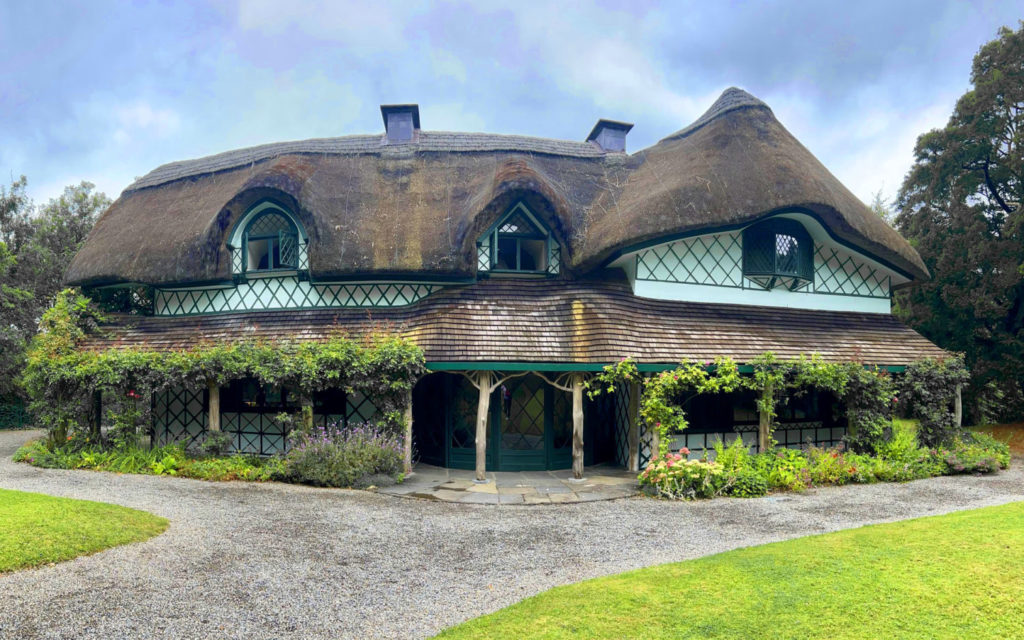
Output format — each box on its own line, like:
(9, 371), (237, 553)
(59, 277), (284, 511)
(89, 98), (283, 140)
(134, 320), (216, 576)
(1, 429), (1022, 639)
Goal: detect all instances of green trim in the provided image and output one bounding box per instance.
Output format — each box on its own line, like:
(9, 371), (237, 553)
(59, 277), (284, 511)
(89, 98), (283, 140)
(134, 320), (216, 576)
(602, 207), (917, 281)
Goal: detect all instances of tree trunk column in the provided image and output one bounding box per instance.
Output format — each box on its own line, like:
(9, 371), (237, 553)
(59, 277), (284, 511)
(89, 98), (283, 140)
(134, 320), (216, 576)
(207, 380), (221, 433)
(627, 381), (640, 472)
(403, 388), (414, 475)
(474, 372), (491, 483)
(954, 384), (963, 428)
(757, 385), (772, 453)
(571, 373), (585, 480)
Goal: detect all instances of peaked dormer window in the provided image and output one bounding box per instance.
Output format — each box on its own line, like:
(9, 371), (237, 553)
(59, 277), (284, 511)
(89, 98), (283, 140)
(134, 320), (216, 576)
(478, 203), (559, 275)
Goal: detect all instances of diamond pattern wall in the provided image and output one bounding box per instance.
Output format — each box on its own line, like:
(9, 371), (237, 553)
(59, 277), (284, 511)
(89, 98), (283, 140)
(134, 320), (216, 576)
(636, 232), (743, 286)
(152, 387), (207, 449)
(155, 277), (439, 315)
(634, 230), (893, 300)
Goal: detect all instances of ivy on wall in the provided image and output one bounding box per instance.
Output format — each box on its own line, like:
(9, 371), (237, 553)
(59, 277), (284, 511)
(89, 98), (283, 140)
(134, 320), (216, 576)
(21, 290), (426, 446)
(588, 351), (969, 456)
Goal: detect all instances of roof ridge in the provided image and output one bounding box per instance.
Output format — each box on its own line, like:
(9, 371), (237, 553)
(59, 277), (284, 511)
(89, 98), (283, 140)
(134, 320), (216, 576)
(659, 87), (771, 143)
(125, 130), (609, 193)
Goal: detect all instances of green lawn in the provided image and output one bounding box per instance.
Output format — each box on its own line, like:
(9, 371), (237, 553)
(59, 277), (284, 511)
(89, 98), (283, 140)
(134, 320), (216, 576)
(0, 488), (168, 572)
(437, 501), (1024, 639)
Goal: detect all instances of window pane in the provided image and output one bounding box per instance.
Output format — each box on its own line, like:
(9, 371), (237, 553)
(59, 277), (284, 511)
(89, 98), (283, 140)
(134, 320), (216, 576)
(247, 238), (270, 270)
(519, 238), (546, 271)
(496, 237), (517, 269)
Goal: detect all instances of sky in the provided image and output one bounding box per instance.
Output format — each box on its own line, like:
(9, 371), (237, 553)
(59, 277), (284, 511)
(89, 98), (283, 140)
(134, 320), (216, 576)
(1, 0), (1021, 211)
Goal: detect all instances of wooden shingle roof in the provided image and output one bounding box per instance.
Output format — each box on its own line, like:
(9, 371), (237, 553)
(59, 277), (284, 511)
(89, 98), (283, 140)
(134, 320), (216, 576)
(82, 277), (945, 366)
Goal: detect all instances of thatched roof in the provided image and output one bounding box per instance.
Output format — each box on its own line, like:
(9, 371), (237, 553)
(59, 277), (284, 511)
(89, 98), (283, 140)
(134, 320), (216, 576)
(81, 276), (946, 365)
(66, 88), (928, 287)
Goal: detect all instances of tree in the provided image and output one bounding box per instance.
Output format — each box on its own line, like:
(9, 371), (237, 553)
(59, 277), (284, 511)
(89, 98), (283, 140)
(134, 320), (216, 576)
(895, 23), (1024, 422)
(0, 177), (110, 399)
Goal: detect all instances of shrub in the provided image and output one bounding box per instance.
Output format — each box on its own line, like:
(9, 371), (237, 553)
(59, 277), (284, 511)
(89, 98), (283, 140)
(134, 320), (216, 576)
(278, 422), (403, 488)
(639, 452), (728, 500)
(805, 447), (854, 486)
(875, 419), (920, 463)
(751, 448), (809, 492)
(900, 357), (970, 447)
(725, 468), (768, 498)
(198, 431), (231, 457)
(713, 436), (751, 473)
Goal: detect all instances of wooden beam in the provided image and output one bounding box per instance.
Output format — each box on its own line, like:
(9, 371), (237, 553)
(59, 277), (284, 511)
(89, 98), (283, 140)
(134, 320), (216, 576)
(207, 380), (221, 433)
(571, 373), (585, 480)
(299, 393), (313, 433)
(404, 389), (414, 475)
(627, 381), (640, 472)
(91, 390), (102, 439)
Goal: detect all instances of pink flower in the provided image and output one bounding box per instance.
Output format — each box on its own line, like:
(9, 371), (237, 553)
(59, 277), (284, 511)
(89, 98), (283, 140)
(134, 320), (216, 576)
(680, 447), (690, 455)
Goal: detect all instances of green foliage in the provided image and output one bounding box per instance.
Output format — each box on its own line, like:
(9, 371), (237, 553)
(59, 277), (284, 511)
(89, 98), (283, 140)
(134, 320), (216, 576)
(900, 356), (971, 447)
(20, 290), (426, 445)
(639, 418), (1008, 501)
(895, 23), (1024, 423)
(199, 431), (231, 457)
(278, 423), (404, 488)
(843, 365), (898, 454)
(14, 439), (283, 482)
(0, 177), (109, 398)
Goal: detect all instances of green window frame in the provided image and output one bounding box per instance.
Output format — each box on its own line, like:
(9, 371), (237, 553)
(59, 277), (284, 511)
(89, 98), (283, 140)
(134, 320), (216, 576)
(742, 218), (814, 290)
(242, 210), (300, 273)
(479, 203), (555, 275)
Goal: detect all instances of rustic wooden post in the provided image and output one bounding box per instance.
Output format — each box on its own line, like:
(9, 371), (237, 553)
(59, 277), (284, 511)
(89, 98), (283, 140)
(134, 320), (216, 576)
(627, 380), (640, 472)
(91, 390), (103, 439)
(403, 388), (414, 475)
(207, 380), (221, 433)
(474, 371), (491, 483)
(954, 384), (963, 428)
(298, 392), (313, 433)
(571, 373), (585, 480)
(758, 386), (772, 453)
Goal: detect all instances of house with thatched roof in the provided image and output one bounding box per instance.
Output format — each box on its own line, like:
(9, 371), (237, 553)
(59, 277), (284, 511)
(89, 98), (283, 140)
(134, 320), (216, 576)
(66, 88), (944, 476)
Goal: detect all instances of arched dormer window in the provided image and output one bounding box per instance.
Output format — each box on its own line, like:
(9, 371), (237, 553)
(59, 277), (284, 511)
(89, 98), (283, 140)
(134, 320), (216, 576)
(742, 218), (813, 290)
(477, 203), (560, 275)
(229, 201), (308, 276)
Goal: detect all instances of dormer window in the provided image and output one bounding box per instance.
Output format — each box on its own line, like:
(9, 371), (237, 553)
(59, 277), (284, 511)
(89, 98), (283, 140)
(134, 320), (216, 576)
(742, 218), (814, 290)
(245, 211), (298, 271)
(229, 201), (308, 277)
(479, 203), (559, 275)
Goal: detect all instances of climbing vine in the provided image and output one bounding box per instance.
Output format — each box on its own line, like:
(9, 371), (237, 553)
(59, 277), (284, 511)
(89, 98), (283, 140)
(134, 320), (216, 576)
(21, 290), (426, 446)
(588, 351), (968, 458)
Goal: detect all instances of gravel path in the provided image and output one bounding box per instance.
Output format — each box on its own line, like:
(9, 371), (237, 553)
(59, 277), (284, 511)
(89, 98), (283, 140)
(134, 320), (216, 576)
(1, 429), (1022, 639)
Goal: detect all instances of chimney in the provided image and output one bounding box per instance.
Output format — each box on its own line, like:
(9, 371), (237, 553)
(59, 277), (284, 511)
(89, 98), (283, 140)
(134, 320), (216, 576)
(586, 119), (633, 152)
(381, 104), (420, 143)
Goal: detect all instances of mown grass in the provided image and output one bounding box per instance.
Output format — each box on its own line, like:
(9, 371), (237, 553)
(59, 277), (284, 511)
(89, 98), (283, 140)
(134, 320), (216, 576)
(0, 488), (167, 573)
(436, 501), (1024, 639)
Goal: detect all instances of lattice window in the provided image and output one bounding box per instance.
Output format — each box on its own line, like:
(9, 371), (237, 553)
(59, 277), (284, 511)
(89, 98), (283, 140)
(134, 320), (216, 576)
(743, 219), (814, 290)
(222, 412), (288, 456)
(635, 232), (743, 286)
(152, 387), (207, 449)
(477, 243), (491, 272)
(501, 377), (546, 450)
(244, 210), (299, 273)
(346, 390), (379, 425)
(613, 384), (631, 467)
(547, 245), (561, 274)
(480, 203), (557, 275)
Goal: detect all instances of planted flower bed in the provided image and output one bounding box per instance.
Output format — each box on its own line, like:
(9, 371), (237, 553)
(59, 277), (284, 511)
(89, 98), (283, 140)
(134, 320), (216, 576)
(14, 421), (405, 488)
(639, 428), (1010, 500)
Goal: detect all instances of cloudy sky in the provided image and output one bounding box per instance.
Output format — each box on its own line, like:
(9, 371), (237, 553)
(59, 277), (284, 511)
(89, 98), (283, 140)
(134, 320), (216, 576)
(1, 1), (1021, 210)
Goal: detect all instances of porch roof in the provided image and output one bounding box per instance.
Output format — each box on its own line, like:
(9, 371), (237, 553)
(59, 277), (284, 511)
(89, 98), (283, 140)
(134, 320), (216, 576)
(80, 276), (946, 367)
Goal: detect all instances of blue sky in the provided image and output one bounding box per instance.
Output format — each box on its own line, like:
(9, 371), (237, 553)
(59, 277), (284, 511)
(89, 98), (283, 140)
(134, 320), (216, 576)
(1, 1), (1021, 209)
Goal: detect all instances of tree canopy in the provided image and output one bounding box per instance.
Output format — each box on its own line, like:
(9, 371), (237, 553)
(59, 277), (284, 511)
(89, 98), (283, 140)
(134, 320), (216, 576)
(896, 23), (1024, 422)
(0, 177), (109, 398)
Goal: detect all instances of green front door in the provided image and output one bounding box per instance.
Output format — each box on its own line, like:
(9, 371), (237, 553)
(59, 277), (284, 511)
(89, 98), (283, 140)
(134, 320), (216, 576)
(494, 375), (572, 471)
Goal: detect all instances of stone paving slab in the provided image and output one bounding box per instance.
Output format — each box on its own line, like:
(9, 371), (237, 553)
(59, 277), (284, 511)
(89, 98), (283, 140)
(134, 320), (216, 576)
(379, 463), (639, 504)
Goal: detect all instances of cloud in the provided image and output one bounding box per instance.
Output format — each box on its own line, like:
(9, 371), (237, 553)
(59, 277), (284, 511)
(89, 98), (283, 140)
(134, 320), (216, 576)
(111, 102), (182, 145)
